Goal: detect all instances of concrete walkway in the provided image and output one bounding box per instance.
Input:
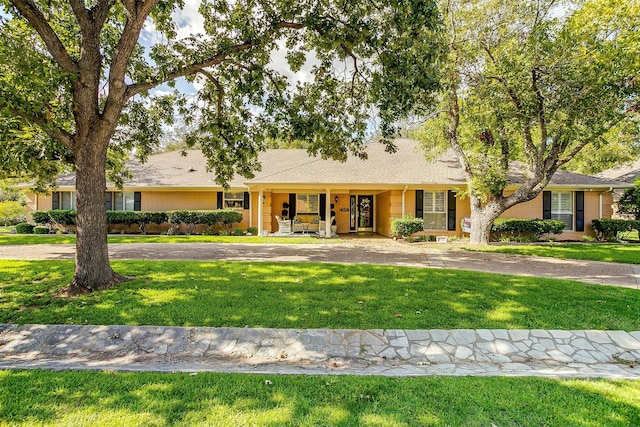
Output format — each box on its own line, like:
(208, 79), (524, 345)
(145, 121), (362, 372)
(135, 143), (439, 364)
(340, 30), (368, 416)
(1, 324), (638, 378)
(1, 240), (639, 377)
(1, 241), (639, 288)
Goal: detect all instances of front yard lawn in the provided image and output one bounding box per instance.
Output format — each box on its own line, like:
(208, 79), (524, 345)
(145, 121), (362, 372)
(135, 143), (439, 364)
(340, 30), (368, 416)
(463, 242), (640, 264)
(1, 370), (638, 426)
(1, 260), (638, 331)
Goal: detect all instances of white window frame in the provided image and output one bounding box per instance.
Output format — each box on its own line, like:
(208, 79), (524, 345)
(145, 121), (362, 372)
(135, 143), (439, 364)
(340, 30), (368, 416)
(296, 194), (320, 215)
(113, 192), (136, 211)
(551, 191), (574, 231)
(423, 191), (447, 230)
(60, 191), (76, 210)
(224, 192), (246, 209)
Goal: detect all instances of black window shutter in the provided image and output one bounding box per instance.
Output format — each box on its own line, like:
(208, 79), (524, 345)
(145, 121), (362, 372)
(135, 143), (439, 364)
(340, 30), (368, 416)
(52, 191), (60, 210)
(105, 192), (112, 210)
(543, 191), (551, 219)
(217, 192), (223, 209)
(243, 192), (250, 209)
(575, 191), (585, 232)
(447, 190), (457, 231)
(289, 193), (297, 218)
(415, 190), (424, 218)
(133, 192), (142, 211)
(319, 194), (327, 220)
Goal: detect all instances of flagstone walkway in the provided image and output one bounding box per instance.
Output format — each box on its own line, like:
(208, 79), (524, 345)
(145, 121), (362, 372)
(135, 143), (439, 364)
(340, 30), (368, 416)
(1, 324), (639, 378)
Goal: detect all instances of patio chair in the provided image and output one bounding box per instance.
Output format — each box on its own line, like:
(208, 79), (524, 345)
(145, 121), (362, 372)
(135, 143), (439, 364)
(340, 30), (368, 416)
(275, 215), (293, 235)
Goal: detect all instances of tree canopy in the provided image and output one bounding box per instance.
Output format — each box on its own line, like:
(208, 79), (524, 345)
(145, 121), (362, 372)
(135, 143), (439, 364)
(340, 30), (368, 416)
(412, 0), (639, 244)
(0, 0), (443, 291)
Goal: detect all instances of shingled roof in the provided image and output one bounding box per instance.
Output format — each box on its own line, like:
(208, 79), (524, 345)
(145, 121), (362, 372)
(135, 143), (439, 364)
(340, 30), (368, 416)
(596, 159), (640, 184)
(53, 139), (629, 189)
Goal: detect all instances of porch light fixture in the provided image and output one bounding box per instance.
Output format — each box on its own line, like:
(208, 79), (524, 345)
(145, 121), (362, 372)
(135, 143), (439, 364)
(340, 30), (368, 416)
(334, 195), (339, 203)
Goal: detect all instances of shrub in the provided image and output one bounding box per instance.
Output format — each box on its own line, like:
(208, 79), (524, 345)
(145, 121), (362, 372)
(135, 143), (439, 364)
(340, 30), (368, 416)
(390, 215), (424, 238)
(31, 211), (52, 225)
(218, 209), (243, 232)
(48, 210), (76, 227)
(15, 223), (34, 234)
(33, 226), (49, 234)
(134, 211), (168, 234)
(247, 226), (258, 236)
(592, 219), (640, 241)
(218, 229), (230, 236)
(491, 218), (565, 241)
(232, 227), (245, 236)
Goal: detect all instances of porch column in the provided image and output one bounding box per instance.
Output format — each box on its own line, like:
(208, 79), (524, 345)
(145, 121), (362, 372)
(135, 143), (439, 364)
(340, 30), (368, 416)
(248, 191), (253, 228)
(258, 189), (264, 236)
(325, 188), (331, 238)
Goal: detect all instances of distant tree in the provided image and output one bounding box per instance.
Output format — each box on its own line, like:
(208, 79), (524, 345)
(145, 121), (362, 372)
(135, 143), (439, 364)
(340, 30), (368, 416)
(618, 185), (640, 220)
(0, 201), (25, 226)
(0, 0), (442, 292)
(413, 0), (639, 245)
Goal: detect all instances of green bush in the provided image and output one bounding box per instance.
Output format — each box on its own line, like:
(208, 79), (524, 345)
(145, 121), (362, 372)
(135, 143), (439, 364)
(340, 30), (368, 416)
(15, 223), (34, 234)
(390, 216), (424, 238)
(137, 211), (168, 234)
(218, 209), (243, 232)
(33, 226), (49, 234)
(247, 226), (258, 236)
(232, 227), (245, 236)
(31, 211), (52, 225)
(592, 219), (640, 241)
(48, 210), (76, 226)
(491, 218), (565, 241)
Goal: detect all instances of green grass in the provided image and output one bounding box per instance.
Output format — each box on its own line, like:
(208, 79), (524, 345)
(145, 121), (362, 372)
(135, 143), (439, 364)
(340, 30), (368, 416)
(0, 370), (638, 426)
(0, 234), (337, 245)
(464, 242), (640, 264)
(2, 260), (638, 330)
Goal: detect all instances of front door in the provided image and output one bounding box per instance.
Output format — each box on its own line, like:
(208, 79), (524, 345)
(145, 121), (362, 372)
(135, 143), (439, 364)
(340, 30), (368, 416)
(357, 195), (374, 231)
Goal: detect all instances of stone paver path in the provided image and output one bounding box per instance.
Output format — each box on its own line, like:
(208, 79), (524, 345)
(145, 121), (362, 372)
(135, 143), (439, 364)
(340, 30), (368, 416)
(1, 324), (639, 378)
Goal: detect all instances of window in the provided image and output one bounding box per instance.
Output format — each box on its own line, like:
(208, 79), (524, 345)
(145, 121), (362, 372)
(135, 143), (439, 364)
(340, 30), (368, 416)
(423, 191), (446, 230)
(224, 192), (246, 209)
(106, 192), (137, 211)
(296, 194), (319, 214)
(58, 191), (75, 210)
(551, 191), (573, 230)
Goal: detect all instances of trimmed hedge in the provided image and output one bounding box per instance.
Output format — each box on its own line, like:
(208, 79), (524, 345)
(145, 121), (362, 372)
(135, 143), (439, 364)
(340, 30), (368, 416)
(15, 223), (35, 234)
(33, 226), (49, 234)
(391, 216), (424, 237)
(491, 218), (566, 241)
(32, 209), (243, 235)
(592, 219), (640, 241)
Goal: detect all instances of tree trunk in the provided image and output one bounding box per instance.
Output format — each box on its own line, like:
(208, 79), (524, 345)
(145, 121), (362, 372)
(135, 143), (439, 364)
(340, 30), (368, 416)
(468, 195), (507, 246)
(67, 142), (127, 294)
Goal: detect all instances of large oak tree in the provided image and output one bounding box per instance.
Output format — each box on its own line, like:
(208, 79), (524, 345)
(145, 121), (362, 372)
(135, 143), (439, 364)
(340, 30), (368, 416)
(413, 0), (639, 244)
(0, 0), (442, 292)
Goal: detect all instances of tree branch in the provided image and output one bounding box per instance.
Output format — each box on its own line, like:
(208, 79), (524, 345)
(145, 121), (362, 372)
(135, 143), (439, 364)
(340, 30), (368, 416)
(125, 21), (307, 99)
(68, 0), (91, 34)
(531, 66), (547, 163)
(0, 102), (74, 149)
(199, 70), (224, 124)
(8, 0), (78, 73)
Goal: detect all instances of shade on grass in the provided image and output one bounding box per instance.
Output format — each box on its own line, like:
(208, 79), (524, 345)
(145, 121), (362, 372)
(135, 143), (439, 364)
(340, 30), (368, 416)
(1, 260), (638, 330)
(464, 242), (640, 264)
(0, 370), (638, 426)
